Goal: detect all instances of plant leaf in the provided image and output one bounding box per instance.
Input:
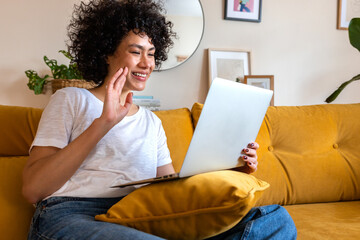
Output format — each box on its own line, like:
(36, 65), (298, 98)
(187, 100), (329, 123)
(59, 50), (73, 60)
(349, 18), (360, 52)
(44, 56), (58, 74)
(325, 73), (360, 103)
(25, 70), (49, 94)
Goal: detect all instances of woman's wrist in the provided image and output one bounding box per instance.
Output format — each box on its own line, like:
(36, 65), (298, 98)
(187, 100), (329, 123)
(92, 117), (115, 136)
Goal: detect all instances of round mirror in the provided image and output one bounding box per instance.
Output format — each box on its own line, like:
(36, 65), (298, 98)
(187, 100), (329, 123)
(159, 0), (204, 71)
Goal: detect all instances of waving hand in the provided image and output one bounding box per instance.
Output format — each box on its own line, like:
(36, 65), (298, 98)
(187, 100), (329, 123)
(100, 67), (133, 128)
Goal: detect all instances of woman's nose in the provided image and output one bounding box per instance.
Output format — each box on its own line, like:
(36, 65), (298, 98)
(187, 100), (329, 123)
(139, 55), (154, 68)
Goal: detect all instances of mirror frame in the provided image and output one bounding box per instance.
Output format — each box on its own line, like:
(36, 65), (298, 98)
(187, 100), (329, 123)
(157, 0), (205, 71)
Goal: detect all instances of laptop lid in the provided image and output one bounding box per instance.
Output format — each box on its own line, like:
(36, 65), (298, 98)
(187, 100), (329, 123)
(179, 77), (273, 178)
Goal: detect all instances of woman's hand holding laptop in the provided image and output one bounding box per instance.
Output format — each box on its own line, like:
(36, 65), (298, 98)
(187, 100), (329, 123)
(233, 141), (259, 174)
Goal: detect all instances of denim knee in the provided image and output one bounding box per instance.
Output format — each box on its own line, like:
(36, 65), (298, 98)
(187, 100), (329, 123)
(204, 204), (297, 240)
(275, 205), (297, 238)
(253, 205), (297, 240)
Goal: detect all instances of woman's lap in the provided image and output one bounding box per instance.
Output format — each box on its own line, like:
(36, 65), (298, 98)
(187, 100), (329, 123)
(28, 197), (296, 240)
(28, 197), (164, 240)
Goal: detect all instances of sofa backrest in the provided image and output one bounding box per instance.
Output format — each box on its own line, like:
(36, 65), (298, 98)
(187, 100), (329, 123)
(191, 103), (360, 206)
(0, 105), (42, 156)
(153, 108), (194, 172)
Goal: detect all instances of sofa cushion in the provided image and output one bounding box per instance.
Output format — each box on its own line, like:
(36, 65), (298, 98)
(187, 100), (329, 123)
(0, 105), (43, 156)
(95, 170), (269, 240)
(154, 108), (193, 172)
(284, 201), (360, 240)
(0, 156), (35, 240)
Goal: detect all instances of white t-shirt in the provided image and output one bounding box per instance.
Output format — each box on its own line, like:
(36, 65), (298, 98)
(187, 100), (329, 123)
(31, 87), (172, 198)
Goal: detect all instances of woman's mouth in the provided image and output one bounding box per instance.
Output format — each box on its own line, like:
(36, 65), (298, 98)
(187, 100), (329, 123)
(132, 72), (147, 80)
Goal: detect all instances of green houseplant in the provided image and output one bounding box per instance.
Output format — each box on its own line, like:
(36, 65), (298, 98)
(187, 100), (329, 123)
(25, 50), (84, 94)
(326, 18), (360, 103)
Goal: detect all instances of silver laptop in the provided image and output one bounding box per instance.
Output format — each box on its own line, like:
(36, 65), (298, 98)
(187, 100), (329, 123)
(111, 77), (273, 188)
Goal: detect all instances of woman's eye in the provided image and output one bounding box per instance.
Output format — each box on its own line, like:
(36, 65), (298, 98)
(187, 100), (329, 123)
(131, 51), (140, 55)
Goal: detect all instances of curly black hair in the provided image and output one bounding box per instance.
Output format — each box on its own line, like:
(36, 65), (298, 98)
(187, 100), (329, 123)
(67, 0), (175, 85)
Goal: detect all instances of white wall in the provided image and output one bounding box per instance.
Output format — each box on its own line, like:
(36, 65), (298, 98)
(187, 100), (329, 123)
(1, 0), (359, 109)
(0, 0), (78, 107)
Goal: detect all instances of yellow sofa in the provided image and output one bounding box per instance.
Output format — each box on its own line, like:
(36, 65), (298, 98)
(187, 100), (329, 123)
(1, 103), (360, 239)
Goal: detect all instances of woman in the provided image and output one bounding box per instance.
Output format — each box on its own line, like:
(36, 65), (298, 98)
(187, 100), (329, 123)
(23, 0), (296, 239)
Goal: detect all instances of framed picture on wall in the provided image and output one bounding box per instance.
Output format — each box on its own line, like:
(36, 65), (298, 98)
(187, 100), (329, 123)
(244, 75), (274, 106)
(337, 0), (360, 30)
(208, 48), (251, 86)
(224, 0), (262, 22)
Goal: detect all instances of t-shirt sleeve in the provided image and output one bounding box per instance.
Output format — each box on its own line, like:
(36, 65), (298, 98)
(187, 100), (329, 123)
(30, 90), (75, 152)
(156, 121), (172, 167)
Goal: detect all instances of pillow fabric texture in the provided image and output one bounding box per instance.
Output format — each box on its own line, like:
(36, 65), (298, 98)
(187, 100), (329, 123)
(95, 170), (269, 240)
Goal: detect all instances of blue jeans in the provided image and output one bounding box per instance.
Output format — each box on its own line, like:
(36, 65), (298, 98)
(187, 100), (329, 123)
(28, 197), (296, 240)
(205, 204), (297, 240)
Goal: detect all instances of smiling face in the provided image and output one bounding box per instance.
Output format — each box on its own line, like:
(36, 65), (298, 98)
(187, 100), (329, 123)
(106, 31), (156, 92)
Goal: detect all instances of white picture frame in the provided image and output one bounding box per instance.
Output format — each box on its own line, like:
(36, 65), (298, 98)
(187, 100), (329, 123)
(208, 48), (251, 86)
(244, 75), (274, 106)
(337, 0), (360, 30)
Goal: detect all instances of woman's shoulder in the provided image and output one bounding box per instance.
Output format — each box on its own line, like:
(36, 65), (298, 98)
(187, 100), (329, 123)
(53, 87), (85, 97)
(51, 87), (95, 103)
(48, 87), (97, 111)
(138, 107), (162, 124)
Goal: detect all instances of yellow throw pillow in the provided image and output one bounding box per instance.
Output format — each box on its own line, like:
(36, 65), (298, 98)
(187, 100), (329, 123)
(190, 102), (203, 129)
(95, 170), (269, 240)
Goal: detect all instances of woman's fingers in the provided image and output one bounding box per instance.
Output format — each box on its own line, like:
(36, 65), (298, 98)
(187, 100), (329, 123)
(240, 141), (259, 173)
(242, 155), (258, 172)
(242, 147), (257, 157)
(242, 155), (257, 166)
(124, 91), (133, 111)
(247, 142), (259, 150)
(107, 68), (123, 91)
(101, 67), (131, 125)
(113, 67), (128, 93)
(106, 67), (128, 94)
(246, 160), (257, 172)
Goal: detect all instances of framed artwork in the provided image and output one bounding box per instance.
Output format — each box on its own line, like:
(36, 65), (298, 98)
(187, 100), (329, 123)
(224, 0), (262, 22)
(208, 48), (251, 86)
(338, 0), (360, 30)
(244, 75), (274, 106)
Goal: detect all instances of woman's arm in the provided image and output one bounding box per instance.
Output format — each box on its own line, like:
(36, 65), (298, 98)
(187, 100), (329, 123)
(156, 163), (176, 177)
(22, 119), (112, 204)
(22, 68), (132, 204)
